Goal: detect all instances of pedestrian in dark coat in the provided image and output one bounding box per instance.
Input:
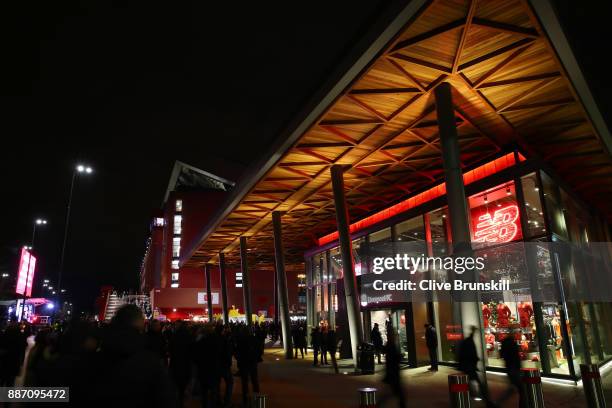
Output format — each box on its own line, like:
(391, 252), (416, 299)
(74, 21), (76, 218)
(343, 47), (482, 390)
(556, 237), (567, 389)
(497, 329), (526, 408)
(425, 323), (438, 371)
(457, 325), (491, 404)
(371, 323), (384, 364)
(310, 327), (321, 366)
(235, 326), (261, 405)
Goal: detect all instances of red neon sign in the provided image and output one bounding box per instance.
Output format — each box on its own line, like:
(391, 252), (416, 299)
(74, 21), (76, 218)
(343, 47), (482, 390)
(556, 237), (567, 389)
(473, 204), (520, 243)
(16, 248), (37, 297)
(318, 152), (523, 246)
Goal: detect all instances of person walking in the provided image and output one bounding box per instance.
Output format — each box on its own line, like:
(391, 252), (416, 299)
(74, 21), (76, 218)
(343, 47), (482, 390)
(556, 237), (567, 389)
(235, 326), (261, 405)
(378, 329), (406, 408)
(319, 325), (328, 365)
(424, 323), (438, 371)
(168, 320), (194, 407)
(296, 325), (306, 359)
(371, 323), (384, 364)
(457, 325), (491, 405)
(496, 329), (526, 408)
(326, 327), (339, 374)
(310, 327), (320, 366)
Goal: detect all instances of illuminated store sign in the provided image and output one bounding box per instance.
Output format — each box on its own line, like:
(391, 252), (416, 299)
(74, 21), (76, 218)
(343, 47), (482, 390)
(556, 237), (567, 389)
(473, 204), (520, 243)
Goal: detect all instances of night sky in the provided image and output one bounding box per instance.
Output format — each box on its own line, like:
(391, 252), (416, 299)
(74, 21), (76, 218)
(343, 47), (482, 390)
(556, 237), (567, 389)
(1, 1), (610, 313)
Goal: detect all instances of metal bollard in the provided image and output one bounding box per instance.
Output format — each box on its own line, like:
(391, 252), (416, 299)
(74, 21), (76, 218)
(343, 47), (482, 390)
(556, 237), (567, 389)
(448, 374), (470, 408)
(253, 393), (267, 408)
(358, 387), (377, 408)
(581, 364), (606, 408)
(521, 368), (545, 408)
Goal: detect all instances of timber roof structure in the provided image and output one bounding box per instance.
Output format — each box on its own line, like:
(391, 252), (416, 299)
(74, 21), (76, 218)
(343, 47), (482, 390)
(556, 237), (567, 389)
(181, 0), (612, 270)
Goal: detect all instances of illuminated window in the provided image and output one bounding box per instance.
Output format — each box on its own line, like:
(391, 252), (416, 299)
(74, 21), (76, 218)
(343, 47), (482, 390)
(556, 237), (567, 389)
(175, 199), (182, 212)
(153, 217), (164, 227)
(172, 237), (181, 257)
(171, 283), (179, 288)
(236, 272), (243, 288)
(171, 273), (179, 281)
(171, 260), (179, 270)
(173, 215), (182, 235)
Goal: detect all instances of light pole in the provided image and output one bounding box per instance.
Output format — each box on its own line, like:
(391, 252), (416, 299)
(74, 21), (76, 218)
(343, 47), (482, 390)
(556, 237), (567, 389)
(57, 164), (93, 303)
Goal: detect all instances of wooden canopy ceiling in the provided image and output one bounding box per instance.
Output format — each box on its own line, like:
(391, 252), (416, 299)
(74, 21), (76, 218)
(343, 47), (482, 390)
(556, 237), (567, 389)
(184, 0), (612, 268)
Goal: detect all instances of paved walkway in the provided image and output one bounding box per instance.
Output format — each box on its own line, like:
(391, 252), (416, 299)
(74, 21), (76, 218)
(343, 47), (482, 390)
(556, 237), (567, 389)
(189, 347), (611, 407)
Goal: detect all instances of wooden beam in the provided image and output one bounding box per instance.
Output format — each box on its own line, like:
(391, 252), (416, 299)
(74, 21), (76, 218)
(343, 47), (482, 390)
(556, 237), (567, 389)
(495, 77), (559, 112)
(472, 42), (534, 87)
(350, 87), (421, 95)
(386, 58), (426, 92)
(390, 53), (452, 74)
(472, 17), (539, 38)
(391, 19), (465, 51)
(477, 72), (560, 88)
(458, 38), (534, 71)
(501, 98), (574, 113)
(452, 0), (477, 73)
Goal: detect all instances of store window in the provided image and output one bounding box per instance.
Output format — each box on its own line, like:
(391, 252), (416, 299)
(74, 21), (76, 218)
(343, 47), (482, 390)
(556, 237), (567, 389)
(428, 207), (450, 256)
(330, 247), (342, 280)
(540, 172), (568, 239)
(395, 216), (426, 257)
(312, 253), (324, 285)
(352, 237), (367, 276)
(477, 244), (540, 369)
(520, 173), (546, 238)
(368, 228), (392, 272)
(469, 182), (522, 245)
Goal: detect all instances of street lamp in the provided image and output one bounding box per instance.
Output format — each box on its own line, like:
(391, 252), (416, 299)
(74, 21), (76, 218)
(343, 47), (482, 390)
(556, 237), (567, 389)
(31, 218), (48, 250)
(57, 163), (94, 302)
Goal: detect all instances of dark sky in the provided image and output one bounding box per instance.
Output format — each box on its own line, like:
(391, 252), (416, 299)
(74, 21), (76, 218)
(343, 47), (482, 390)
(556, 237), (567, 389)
(1, 1), (610, 313)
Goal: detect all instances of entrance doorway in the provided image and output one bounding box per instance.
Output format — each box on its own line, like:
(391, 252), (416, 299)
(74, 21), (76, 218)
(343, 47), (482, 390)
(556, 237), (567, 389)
(368, 309), (409, 361)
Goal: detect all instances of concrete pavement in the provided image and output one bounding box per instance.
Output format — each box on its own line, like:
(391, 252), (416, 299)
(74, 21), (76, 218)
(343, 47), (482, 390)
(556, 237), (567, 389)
(188, 347), (611, 407)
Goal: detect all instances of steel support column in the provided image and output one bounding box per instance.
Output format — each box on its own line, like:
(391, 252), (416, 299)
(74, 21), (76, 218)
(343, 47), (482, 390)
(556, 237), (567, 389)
(205, 263), (214, 322)
(239, 236), (253, 326)
(219, 252), (229, 324)
(435, 82), (487, 385)
(330, 164), (364, 366)
(272, 211), (294, 359)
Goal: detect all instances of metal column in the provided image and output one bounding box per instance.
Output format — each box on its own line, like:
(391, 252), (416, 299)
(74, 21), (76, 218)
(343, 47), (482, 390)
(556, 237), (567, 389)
(205, 263), (214, 322)
(219, 252), (229, 324)
(239, 236), (253, 327)
(434, 82), (487, 382)
(272, 211), (294, 359)
(330, 164), (364, 365)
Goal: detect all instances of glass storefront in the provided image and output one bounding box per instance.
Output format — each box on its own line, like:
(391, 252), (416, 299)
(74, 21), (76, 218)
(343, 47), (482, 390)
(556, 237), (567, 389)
(304, 155), (612, 378)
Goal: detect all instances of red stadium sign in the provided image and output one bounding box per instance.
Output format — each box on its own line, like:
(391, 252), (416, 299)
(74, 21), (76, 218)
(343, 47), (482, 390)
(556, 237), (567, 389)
(16, 247), (37, 297)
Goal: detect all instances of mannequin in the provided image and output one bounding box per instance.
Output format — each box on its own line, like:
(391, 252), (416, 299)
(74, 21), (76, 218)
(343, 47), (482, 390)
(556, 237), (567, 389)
(518, 302), (533, 328)
(482, 303), (491, 328)
(497, 302), (511, 327)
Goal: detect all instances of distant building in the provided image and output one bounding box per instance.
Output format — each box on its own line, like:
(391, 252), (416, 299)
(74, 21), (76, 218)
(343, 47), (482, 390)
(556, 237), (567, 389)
(139, 161), (304, 321)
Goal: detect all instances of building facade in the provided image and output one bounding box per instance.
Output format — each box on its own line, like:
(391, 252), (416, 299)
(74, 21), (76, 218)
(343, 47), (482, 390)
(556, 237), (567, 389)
(305, 151), (612, 378)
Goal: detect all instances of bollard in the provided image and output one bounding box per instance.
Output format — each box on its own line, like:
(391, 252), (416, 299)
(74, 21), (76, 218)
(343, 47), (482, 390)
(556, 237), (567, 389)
(581, 364), (606, 408)
(448, 374), (470, 408)
(358, 387), (377, 408)
(253, 393), (267, 408)
(521, 368), (545, 408)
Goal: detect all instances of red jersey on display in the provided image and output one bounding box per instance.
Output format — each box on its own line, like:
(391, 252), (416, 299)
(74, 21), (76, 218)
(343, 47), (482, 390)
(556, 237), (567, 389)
(518, 302), (533, 328)
(482, 304), (491, 328)
(497, 303), (511, 327)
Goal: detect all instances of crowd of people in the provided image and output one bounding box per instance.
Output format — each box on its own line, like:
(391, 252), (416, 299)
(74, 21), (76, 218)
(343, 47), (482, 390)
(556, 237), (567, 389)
(0, 310), (527, 407)
(0, 305), (271, 407)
